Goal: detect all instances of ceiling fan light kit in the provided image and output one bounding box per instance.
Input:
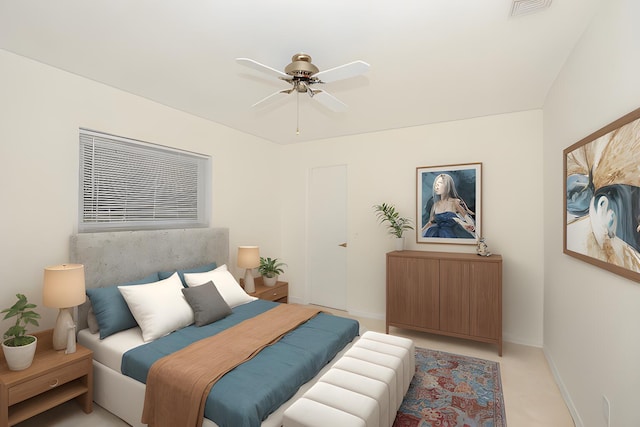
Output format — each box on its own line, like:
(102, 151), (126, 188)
(236, 53), (369, 134)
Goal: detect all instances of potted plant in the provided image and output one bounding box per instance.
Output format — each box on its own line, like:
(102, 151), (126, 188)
(373, 202), (414, 250)
(258, 257), (287, 287)
(2, 293), (41, 371)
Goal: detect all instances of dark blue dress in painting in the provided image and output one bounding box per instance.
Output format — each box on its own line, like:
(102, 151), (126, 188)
(424, 212), (474, 238)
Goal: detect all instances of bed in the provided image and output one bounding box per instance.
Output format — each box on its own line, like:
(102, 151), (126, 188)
(70, 228), (360, 427)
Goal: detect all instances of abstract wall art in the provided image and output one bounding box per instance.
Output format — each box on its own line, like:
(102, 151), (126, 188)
(564, 108), (640, 282)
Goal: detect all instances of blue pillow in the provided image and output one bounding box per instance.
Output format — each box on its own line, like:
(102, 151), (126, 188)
(158, 262), (217, 287)
(86, 273), (160, 339)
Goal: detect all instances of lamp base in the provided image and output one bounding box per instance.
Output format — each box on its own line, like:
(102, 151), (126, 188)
(244, 269), (255, 293)
(53, 307), (75, 352)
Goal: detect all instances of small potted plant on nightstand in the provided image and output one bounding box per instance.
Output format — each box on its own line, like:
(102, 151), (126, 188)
(258, 257), (287, 287)
(2, 294), (41, 371)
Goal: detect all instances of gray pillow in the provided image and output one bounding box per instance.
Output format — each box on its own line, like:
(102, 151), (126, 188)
(87, 307), (100, 334)
(182, 281), (232, 326)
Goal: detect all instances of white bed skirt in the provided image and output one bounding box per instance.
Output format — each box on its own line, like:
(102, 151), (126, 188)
(90, 337), (359, 427)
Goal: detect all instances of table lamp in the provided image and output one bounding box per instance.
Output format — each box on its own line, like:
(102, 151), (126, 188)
(237, 246), (260, 293)
(43, 264), (86, 353)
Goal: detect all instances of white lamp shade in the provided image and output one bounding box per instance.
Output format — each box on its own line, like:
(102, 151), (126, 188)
(43, 264), (86, 308)
(237, 246), (260, 269)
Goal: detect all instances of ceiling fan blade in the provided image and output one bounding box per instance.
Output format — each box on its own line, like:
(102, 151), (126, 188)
(236, 58), (289, 79)
(251, 89), (291, 108)
(310, 90), (348, 112)
(314, 60), (370, 83)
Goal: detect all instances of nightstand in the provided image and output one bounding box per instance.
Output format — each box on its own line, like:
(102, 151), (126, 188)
(0, 329), (93, 426)
(242, 277), (289, 303)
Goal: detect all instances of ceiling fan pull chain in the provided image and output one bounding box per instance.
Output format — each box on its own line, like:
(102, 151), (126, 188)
(296, 90), (300, 135)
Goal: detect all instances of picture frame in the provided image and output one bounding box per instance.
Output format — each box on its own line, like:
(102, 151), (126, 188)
(416, 162), (481, 245)
(564, 107), (640, 283)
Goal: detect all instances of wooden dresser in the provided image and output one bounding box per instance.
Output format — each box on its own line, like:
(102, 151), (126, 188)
(386, 250), (503, 355)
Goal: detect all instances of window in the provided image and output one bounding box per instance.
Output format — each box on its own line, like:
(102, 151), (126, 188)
(79, 129), (211, 232)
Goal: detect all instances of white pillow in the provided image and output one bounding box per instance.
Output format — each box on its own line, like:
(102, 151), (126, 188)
(184, 264), (257, 308)
(118, 272), (194, 342)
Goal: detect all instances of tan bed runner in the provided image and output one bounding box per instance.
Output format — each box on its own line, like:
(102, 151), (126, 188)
(141, 304), (322, 427)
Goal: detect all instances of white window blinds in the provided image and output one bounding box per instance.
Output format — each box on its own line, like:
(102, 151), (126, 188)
(79, 129), (211, 232)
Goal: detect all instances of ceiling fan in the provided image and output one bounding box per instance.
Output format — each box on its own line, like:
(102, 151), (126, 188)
(236, 53), (370, 113)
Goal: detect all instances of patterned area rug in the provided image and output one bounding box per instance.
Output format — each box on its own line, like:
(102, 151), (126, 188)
(394, 348), (506, 427)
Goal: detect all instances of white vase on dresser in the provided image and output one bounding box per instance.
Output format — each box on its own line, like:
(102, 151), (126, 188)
(394, 236), (404, 251)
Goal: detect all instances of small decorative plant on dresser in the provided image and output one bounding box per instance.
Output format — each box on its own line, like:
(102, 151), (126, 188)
(373, 202), (414, 250)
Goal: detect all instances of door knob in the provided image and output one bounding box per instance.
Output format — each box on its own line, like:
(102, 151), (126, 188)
(338, 242), (347, 247)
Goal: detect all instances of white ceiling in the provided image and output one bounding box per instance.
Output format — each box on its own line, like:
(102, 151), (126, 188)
(0, 0), (603, 144)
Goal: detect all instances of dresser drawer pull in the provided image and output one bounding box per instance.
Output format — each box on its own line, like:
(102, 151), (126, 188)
(49, 379), (59, 388)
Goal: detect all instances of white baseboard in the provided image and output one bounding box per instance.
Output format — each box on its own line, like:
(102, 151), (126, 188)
(543, 347), (582, 427)
(502, 332), (542, 348)
(288, 296), (307, 306)
(345, 309), (384, 320)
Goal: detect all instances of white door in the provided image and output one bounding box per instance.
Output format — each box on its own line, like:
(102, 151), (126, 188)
(308, 165), (347, 310)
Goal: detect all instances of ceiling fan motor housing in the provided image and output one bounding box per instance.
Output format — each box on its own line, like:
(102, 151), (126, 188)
(285, 53), (319, 78)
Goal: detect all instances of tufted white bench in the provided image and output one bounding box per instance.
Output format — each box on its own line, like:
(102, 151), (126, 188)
(283, 331), (415, 427)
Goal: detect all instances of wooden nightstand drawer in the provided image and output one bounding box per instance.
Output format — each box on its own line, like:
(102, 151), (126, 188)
(1, 330), (93, 426)
(8, 359), (87, 406)
(256, 283), (288, 302)
(242, 278), (289, 303)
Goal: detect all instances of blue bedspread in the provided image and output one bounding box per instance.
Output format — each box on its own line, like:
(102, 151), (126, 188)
(121, 300), (359, 427)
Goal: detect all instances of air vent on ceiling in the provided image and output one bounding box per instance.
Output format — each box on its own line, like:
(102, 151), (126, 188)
(510, 0), (552, 17)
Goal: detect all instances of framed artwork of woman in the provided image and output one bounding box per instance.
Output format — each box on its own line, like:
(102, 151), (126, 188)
(416, 163), (482, 245)
(564, 107), (640, 283)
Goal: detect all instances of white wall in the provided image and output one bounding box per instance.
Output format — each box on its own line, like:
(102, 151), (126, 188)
(280, 110), (545, 346)
(1, 34), (546, 391)
(543, 0), (640, 425)
(0, 50), (282, 332)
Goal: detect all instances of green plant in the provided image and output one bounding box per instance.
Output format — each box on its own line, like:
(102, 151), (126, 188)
(373, 203), (414, 238)
(2, 294), (41, 347)
(258, 257), (287, 278)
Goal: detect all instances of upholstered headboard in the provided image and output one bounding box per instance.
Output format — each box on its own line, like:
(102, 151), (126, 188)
(70, 228), (229, 331)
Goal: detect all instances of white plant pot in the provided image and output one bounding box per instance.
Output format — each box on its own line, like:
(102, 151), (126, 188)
(263, 275), (278, 287)
(394, 236), (405, 251)
(2, 336), (37, 371)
